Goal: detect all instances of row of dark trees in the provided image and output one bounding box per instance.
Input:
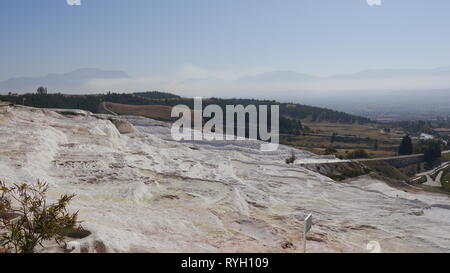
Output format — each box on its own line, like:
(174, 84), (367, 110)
(423, 140), (442, 163)
(399, 135), (442, 164)
(398, 135), (414, 155)
(280, 104), (371, 124)
(396, 120), (434, 135)
(0, 89), (372, 137)
(0, 91), (178, 113)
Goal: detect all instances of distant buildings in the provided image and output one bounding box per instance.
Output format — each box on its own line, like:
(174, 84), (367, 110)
(420, 133), (435, 141)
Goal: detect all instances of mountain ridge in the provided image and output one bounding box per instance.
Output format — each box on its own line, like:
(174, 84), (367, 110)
(0, 68), (130, 93)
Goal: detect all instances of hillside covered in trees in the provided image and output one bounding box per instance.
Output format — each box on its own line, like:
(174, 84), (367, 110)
(0, 91), (178, 113)
(0, 91), (371, 135)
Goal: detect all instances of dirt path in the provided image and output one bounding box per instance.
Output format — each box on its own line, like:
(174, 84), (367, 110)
(99, 102), (118, 116)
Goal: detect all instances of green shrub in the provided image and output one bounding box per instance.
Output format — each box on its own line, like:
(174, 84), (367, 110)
(286, 152), (297, 164)
(324, 147), (337, 155)
(346, 149), (370, 159)
(423, 140), (442, 163)
(442, 173), (450, 192)
(441, 152), (450, 162)
(0, 181), (78, 253)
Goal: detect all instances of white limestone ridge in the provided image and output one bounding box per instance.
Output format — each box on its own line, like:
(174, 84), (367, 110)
(0, 105), (449, 252)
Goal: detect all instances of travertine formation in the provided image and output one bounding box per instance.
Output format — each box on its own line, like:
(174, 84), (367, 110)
(0, 105), (449, 253)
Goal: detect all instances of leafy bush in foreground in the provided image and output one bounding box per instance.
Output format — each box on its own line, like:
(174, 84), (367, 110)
(0, 181), (78, 253)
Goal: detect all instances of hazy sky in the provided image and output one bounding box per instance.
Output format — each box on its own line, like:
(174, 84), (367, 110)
(1, 0), (450, 84)
(0, 0), (450, 104)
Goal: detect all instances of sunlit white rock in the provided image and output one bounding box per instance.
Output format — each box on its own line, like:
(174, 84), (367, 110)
(0, 106), (449, 253)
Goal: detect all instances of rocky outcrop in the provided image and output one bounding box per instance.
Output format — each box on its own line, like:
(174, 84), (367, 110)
(49, 108), (91, 117)
(108, 118), (136, 134)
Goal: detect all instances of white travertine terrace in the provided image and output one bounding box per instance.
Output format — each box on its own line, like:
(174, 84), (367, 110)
(0, 105), (449, 253)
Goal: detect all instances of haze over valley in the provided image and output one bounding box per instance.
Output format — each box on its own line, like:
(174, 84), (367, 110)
(2, 66), (450, 121)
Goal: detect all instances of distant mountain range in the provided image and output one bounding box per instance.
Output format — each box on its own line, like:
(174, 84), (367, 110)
(0, 68), (130, 93)
(234, 66), (450, 117)
(239, 66), (450, 81)
(2, 66), (450, 119)
(237, 70), (318, 83)
(3, 66), (450, 95)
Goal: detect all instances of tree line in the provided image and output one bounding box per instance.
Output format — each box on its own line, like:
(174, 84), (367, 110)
(0, 90), (371, 137)
(399, 135), (442, 165)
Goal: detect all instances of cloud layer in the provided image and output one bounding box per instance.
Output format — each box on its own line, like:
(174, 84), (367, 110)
(367, 0), (382, 6)
(85, 64), (450, 100)
(2, 65), (450, 102)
